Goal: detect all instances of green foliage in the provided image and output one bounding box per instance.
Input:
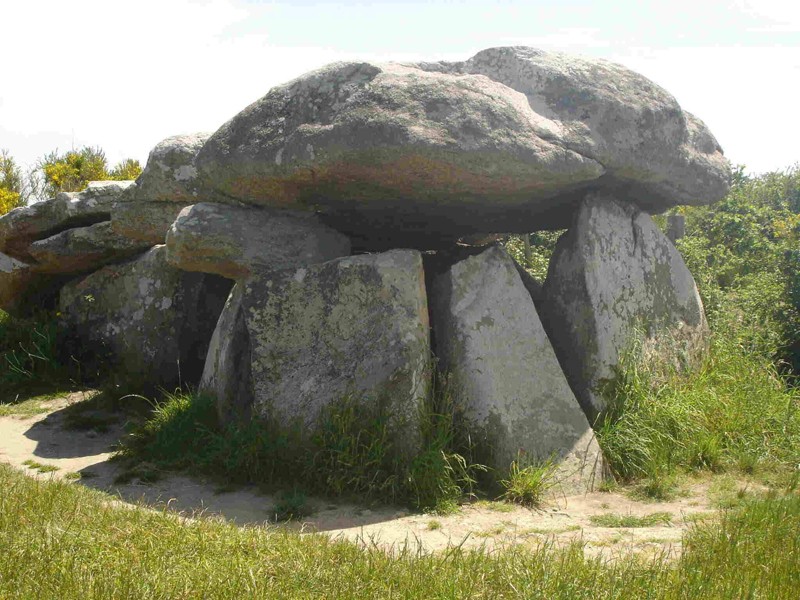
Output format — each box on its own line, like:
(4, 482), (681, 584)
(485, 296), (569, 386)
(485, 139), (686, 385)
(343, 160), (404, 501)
(596, 332), (800, 495)
(504, 230), (564, 281)
(2, 463), (799, 598)
(37, 146), (142, 197)
(0, 309), (74, 399)
(115, 379), (485, 511)
(589, 512), (672, 528)
(595, 166), (800, 497)
(0, 150), (25, 214)
(270, 490), (313, 522)
(500, 457), (557, 507)
(39, 146), (109, 196)
(109, 158), (143, 181)
(407, 372), (486, 513)
(676, 164), (800, 368)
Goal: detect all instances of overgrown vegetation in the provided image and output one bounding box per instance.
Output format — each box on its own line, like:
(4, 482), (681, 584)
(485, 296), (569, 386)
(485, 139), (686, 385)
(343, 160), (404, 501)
(499, 458), (557, 507)
(1, 463), (798, 598)
(114, 374), (485, 512)
(0, 145), (142, 215)
(37, 146), (142, 197)
(593, 166), (800, 497)
(0, 309), (76, 400)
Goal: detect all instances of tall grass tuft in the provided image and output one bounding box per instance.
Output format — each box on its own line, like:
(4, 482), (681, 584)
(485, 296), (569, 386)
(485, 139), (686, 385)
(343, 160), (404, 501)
(0, 309), (74, 399)
(597, 329), (800, 494)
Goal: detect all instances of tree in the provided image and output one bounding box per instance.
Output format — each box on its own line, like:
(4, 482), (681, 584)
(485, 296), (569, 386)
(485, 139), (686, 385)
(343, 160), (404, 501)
(35, 147), (143, 199)
(38, 146), (109, 197)
(109, 158), (142, 181)
(0, 150), (25, 215)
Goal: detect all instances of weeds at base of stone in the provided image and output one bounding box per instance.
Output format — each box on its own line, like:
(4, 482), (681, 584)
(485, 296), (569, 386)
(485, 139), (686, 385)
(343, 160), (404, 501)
(500, 458), (557, 508)
(270, 490), (314, 522)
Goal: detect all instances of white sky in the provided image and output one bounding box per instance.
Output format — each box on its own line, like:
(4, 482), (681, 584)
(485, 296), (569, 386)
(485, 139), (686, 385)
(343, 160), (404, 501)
(1, 0), (798, 175)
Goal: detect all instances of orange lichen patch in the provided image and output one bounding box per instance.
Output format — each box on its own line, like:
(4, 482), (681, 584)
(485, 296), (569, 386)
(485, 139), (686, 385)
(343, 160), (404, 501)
(221, 149), (599, 209)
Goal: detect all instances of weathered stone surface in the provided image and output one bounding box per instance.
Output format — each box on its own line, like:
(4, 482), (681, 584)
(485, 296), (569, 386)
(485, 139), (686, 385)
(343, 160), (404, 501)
(200, 249), (430, 458)
(59, 245), (232, 389)
(112, 201), (189, 245)
(27, 222), (150, 275)
(131, 133), (210, 202)
(166, 202), (351, 279)
(0, 181), (134, 260)
(0, 252), (36, 314)
(431, 246), (602, 491)
(194, 46), (729, 248)
(542, 194), (709, 421)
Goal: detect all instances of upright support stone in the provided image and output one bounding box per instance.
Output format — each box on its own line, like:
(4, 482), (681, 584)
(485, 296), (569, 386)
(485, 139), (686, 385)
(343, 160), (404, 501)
(431, 245), (603, 492)
(542, 194), (708, 422)
(201, 249), (430, 460)
(59, 246), (232, 390)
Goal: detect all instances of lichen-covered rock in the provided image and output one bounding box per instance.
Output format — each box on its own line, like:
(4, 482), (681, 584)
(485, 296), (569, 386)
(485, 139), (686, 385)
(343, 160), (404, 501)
(200, 249), (430, 458)
(166, 203), (351, 279)
(131, 133), (210, 202)
(59, 245), (232, 389)
(542, 194), (709, 421)
(27, 222), (150, 274)
(194, 46), (729, 248)
(0, 181), (134, 260)
(111, 201), (189, 245)
(431, 246), (602, 491)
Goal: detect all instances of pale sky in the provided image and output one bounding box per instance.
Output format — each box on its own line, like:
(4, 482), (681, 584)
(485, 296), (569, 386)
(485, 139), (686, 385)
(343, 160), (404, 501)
(1, 0), (798, 176)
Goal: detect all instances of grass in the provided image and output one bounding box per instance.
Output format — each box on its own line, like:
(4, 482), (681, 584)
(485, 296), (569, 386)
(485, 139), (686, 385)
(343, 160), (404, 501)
(473, 500), (516, 513)
(589, 512), (673, 528)
(522, 525), (582, 535)
(426, 519), (442, 531)
(21, 459), (59, 473)
(596, 331), (800, 499)
(113, 376), (485, 512)
(270, 490), (314, 522)
(499, 458), (556, 507)
(1, 463), (798, 598)
(0, 309), (77, 401)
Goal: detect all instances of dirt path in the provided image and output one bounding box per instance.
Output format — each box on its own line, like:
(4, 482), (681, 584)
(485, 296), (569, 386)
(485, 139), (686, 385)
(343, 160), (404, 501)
(0, 394), (719, 557)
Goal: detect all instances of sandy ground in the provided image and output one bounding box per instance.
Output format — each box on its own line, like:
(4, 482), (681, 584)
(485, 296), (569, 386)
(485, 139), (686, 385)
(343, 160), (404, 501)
(0, 394), (722, 558)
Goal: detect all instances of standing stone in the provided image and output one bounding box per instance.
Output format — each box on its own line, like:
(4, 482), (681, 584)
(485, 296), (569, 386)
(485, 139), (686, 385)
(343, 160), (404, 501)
(59, 246), (232, 390)
(542, 194), (708, 422)
(201, 250), (430, 459)
(431, 246), (603, 492)
(166, 203), (351, 279)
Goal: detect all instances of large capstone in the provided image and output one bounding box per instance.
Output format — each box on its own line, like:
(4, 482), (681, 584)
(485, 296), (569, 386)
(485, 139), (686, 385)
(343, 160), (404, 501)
(200, 249), (430, 459)
(165, 202), (351, 280)
(195, 46), (729, 249)
(59, 245), (232, 390)
(542, 194), (709, 422)
(431, 246), (603, 492)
